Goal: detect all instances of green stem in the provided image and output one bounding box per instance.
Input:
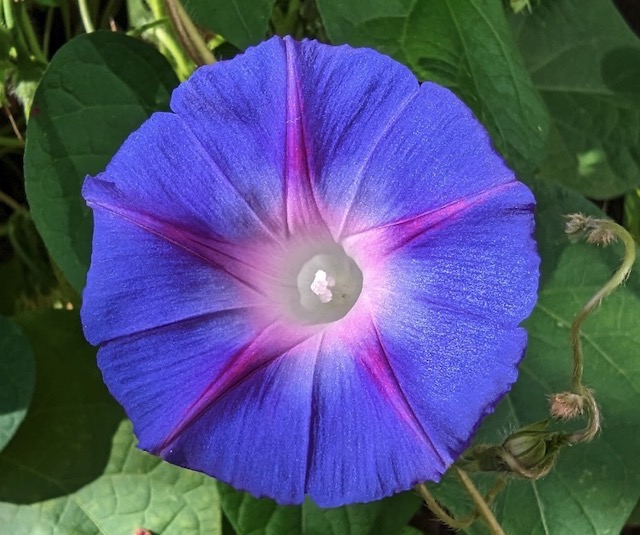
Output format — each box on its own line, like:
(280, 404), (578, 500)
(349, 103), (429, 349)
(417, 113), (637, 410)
(3, 104), (24, 142)
(570, 220), (636, 391)
(567, 392), (600, 444)
(454, 467), (505, 535)
(77, 0), (95, 32)
(283, 0), (300, 35)
(566, 217), (635, 443)
(2, 0), (14, 29)
(0, 190), (26, 213)
(272, 0), (301, 36)
(157, 26), (193, 78)
(415, 483), (474, 530)
(42, 7), (55, 58)
(0, 136), (24, 149)
(146, 0), (193, 79)
(8, 220), (40, 276)
(164, 0), (214, 65)
(126, 17), (169, 37)
(17, 1), (47, 63)
(415, 476), (506, 531)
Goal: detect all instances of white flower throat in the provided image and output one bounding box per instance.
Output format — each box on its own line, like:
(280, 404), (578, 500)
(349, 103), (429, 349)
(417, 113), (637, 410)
(295, 251), (363, 324)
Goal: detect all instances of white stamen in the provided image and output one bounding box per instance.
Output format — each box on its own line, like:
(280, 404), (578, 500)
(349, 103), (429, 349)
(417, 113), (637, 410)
(310, 269), (336, 303)
(294, 248), (363, 324)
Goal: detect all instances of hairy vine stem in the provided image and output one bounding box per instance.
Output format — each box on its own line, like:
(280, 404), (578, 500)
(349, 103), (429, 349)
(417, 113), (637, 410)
(415, 475), (506, 533)
(563, 214), (636, 443)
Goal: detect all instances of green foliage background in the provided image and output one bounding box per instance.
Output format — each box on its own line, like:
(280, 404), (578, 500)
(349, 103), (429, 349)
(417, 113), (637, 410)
(1, 0), (640, 533)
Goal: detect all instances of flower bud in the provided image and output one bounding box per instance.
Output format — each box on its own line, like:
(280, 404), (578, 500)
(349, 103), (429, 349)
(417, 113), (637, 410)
(500, 421), (566, 478)
(503, 423), (549, 470)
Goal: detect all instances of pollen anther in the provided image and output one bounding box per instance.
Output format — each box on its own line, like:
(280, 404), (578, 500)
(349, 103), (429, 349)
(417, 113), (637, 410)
(294, 249), (363, 324)
(310, 269), (336, 303)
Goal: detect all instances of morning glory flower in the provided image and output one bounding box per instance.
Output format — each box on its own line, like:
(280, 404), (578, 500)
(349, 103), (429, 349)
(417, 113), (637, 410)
(81, 36), (539, 507)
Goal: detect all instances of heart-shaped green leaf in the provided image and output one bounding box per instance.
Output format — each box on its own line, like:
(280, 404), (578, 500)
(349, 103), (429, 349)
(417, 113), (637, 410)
(24, 31), (178, 292)
(511, 0), (640, 198)
(218, 482), (421, 535)
(0, 316), (34, 452)
(0, 310), (222, 534)
(316, 0), (550, 177)
(433, 181), (640, 534)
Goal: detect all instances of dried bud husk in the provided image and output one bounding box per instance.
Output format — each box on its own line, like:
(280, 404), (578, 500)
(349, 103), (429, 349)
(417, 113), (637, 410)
(564, 213), (590, 241)
(549, 391), (585, 420)
(586, 227), (617, 246)
(564, 213), (619, 247)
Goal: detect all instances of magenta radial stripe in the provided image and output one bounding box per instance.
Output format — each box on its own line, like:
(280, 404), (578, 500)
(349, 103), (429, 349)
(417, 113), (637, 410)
(343, 181), (528, 258)
(361, 319), (449, 467)
(157, 320), (321, 456)
(86, 198), (281, 297)
(283, 39), (326, 236)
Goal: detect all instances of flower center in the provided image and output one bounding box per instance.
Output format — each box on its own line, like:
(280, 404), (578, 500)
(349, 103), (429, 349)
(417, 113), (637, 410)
(295, 251), (363, 324)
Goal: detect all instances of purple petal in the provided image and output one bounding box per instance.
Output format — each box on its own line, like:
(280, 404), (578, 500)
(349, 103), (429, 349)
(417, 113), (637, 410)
(345, 181), (538, 324)
(169, 37), (326, 237)
(304, 320), (449, 507)
(375, 308), (528, 460)
(339, 82), (517, 238)
(97, 311), (259, 453)
(82, 210), (265, 345)
(159, 335), (318, 504)
(290, 48), (516, 237)
(405, 184), (537, 325)
(357, 186), (538, 456)
(284, 39), (420, 237)
(282, 40), (327, 233)
(84, 113), (284, 243)
(156, 314), (452, 507)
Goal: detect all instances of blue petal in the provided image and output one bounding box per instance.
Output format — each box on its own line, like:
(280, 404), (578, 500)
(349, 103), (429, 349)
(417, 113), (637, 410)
(169, 38), (292, 234)
(81, 210), (263, 345)
(340, 82), (518, 237)
(96, 311), (258, 453)
(157, 320), (455, 507)
(284, 39), (420, 236)
(304, 328), (449, 507)
(377, 310), (528, 461)
(82, 36), (540, 508)
(348, 181), (539, 324)
(159, 338), (317, 505)
(83, 112), (282, 242)
(290, 45), (517, 236)
(371, 186), (538, 457)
